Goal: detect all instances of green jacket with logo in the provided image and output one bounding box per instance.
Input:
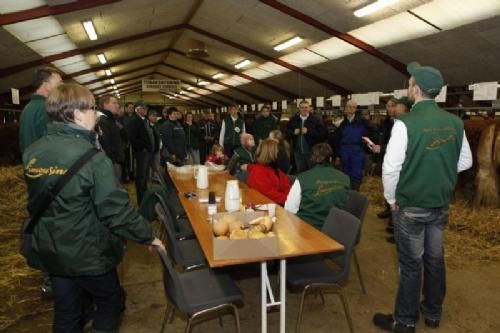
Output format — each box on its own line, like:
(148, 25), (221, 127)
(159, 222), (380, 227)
(396, 100), (464, 208)
(297, 164), (350, 230)
(19, 94), (48, 152)
(23, 122), (154, 276)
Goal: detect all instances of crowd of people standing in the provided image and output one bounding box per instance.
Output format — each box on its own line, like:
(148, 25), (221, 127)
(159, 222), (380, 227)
(17, 60), (473, 333)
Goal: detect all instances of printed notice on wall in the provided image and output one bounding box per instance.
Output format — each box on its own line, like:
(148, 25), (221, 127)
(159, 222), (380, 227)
(11, 88), (19, 105)
(469, 82), (498, 101)
(351, 92), (380, 106)
(316, 96), (324, 107)
(435, 85), (447, 103)
(281, 100), (287, 110)
(393, 89), (408, 98)
(329, 95), (341, 107)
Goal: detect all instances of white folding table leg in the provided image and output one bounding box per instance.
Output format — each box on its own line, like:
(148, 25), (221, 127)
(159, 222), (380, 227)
(280, 259), (286, 333)
(261, 261), (268, 333)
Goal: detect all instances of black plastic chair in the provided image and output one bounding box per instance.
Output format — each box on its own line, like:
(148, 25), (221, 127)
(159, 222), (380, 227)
(152, 169), (176, 193)
(156, 247), (242, 333)
(286, 208), (360, 333)
(152, 169), (186, 217)
(155, 193), (194, 240)
(155, 203), (205, 270)
(344, 190), (369, 294)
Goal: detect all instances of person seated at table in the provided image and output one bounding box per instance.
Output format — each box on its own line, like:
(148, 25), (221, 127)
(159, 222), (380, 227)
(268, 129), (291, 174)
(227, 133), (256, 182)
(247, 139), (291, 205)
(205, 144), (228, 165)
(285, 143), (350, 230)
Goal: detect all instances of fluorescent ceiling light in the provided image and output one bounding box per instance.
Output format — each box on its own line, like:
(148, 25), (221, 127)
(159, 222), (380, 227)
(110, 79), (115, 84)
(273, 36), (303, 51)
(97, 53), (107, 64)
(212, 73), (224, 79)
(198, 80), (210, 86)
(187, 86), (195, 90)
(235, 59), (251, 69)
(354, 0), (398, 18)
(112, 85), (118, 89)
(105, 69), (112, 76)
(179, 91), (185, 94)
(82, 19), (98, 41)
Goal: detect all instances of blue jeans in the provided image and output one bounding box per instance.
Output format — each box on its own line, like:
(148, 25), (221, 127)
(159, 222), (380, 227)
(393, 207), (448, 326)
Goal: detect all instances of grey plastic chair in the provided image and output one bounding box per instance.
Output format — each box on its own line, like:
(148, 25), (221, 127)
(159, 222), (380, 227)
(155, 193), (194, 240)
(155, 203), (205, 270)
(156, 247), (242, 333)
(344, 190), (369, 294)
(286, 207), (360, 333)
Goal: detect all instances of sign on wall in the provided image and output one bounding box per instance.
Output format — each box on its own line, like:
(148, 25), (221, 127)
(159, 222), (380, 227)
(142, 79), (180, 92)
(11, 88), (19, 105)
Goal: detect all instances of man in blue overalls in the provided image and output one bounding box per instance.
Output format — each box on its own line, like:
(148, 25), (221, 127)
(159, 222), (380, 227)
(335, 99), (374, 191)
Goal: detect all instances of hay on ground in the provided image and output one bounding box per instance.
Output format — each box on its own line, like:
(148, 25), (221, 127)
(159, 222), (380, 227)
(362, 175), (500, 264)
(0, 166), (51, 331)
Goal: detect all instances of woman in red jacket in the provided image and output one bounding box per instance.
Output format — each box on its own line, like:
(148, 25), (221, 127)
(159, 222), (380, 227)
(247, 139), (291, 205)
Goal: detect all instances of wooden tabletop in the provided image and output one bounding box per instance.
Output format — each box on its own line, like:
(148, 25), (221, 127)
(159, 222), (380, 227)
(169, 169), (344, 267)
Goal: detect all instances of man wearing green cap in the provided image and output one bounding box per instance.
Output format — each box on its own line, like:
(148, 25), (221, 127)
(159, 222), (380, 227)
(373, 63), (472, 333)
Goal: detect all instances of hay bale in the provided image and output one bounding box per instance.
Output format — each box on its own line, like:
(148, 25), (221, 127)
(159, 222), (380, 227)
(0, 166), (52, 331)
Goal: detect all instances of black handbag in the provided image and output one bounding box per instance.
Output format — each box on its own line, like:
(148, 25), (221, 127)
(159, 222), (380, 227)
(20, 148), (99, 260)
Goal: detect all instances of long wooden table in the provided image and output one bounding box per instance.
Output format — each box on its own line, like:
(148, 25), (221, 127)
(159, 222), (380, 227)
(169, 169), (344, 333)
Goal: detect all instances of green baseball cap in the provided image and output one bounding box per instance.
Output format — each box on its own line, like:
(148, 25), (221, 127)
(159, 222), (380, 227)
(407, 62), (444, 97)
(395, 96), (413, 109)
(134, 99), (146, 108)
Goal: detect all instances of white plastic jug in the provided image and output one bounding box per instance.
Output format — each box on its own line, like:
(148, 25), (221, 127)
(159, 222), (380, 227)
(224, 180), (240, 212)
(195, 165), (209, 189)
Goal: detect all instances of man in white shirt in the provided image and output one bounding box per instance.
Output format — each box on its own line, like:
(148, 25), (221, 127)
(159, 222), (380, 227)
(373, 62), (472, 333)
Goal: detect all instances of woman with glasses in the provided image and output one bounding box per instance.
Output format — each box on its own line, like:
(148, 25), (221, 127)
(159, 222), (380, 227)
(22, 83), (164, 333)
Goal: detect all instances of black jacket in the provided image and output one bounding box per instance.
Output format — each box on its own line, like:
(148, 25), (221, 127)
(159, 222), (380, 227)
(286, 113), (327, 149)
(377, 116), (395, 154)
(199, 119), (219, 146)
(97, 109), (124, 163)
(127, 113), (153, 152)
(161, 119), (187, 161)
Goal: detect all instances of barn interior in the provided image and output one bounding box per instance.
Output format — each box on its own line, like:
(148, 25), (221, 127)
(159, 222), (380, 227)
(0, 1), (499, 333)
